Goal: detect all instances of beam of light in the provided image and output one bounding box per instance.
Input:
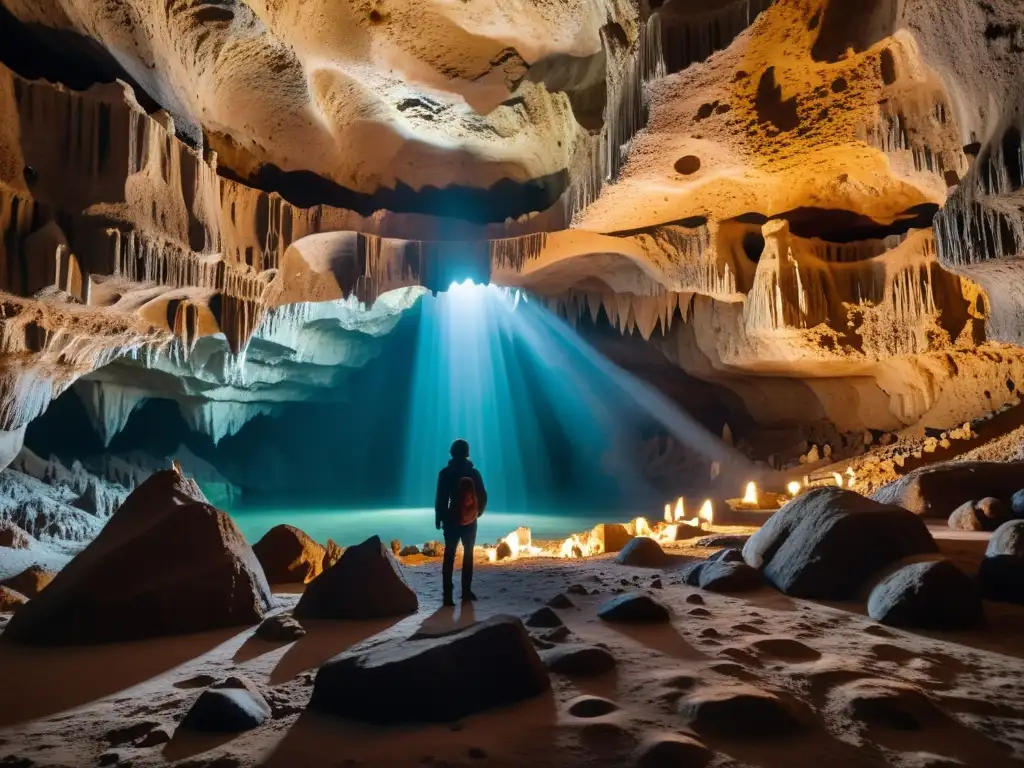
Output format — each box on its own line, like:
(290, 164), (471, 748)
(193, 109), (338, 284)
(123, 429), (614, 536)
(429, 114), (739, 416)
(400, 282), (750, 512)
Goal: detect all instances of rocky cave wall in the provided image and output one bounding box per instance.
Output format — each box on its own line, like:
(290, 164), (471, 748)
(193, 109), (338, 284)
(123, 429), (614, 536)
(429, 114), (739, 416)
(0, 0), (1021, 483)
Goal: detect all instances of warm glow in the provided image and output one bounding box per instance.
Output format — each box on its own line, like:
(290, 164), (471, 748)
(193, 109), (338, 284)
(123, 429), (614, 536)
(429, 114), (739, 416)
(787, 480), (801, 496)
(742, 481), (758, 505)
(699, 499), (713, 525)
(504, 530), (521, 559)
(664, 503), (672, 523)
(633, 517), (653, 537)
(674, 497), (685, 521)
(832, 472), (844, 487)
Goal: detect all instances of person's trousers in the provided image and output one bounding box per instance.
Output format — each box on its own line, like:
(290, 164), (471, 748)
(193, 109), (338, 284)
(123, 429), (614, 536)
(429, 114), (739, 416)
(442, 521), (478, 597)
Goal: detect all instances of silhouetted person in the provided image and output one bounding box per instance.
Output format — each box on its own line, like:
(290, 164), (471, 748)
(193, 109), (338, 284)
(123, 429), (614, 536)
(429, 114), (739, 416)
(435, 438), (487, 606)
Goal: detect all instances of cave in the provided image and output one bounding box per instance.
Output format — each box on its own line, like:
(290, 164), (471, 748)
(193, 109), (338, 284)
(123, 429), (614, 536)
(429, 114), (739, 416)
(2, 0), (1024, 764)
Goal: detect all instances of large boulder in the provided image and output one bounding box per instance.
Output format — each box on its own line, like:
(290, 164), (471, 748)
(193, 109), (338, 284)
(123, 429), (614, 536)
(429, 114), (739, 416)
(252, 524), (325, 584)
(1, 565), (56, 598)
(615, 537), (667, 567)
(294, 535), (418, 620)
(867, 559), (983, 629)
(310, 614), (550, 723)
(698, 560), (762, 593)
(873, 461), (1024, 519)
(2, 469), (273, 644)
(0, 521), (31, 549)
(743, 488), (937, 599)
(979, 520), (1024, 603)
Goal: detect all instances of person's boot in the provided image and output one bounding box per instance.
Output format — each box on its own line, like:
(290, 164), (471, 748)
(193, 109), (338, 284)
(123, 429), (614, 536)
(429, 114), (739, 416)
(461, 589), (478, 602)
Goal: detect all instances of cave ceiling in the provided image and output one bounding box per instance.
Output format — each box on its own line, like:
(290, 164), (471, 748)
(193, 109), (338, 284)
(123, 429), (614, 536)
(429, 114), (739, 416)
(0, 0), (1023, 454)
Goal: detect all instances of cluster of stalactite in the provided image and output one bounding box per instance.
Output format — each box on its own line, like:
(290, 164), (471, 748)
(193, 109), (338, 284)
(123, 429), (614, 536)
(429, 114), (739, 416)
(545, 288), (693, 340)
(858, 99), (969, 183)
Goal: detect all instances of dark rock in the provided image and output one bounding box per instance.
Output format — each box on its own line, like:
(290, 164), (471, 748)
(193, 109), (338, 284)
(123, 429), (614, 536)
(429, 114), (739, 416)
(1, 565), (56, 598)
(679, 561), (705, 586)
(546, 593), (574, 609)
(698, 560), (762, 593)
(0, 521), (31, 549)
(678, 684), (802, 738)
(873, 461), (1024, 519)
(253, 524), (325, 584)
(0, 586), (28, 612)
(651, 578), (663, 589)
(310, 614), (550, 723)
(542, 626), (571, 643)
(977, 497), (1009, 526)
(137, 724), (173, 747)
(495, 540), (513, 560)
(566, 584), (590, 595)
(181, 679), (271, 732)
(322, 539), (345, 570)
(685, 593), (705, 605)
(598, 592), (670, 623)
(707, 547), (744, 563)
(868, 558), (982, 629)
(615, 537), (667, 567)
(525, 606), (563, 628)
(3, 470), (272, 644)
(399, 545), (420, 557)
(689, 607), (711, 617)
(295, 535), (417, 620)
(948, 501), (984, 531)
(544, 645), (616, 676)
(390, 539), (402, 555)
(694, 534), (750, 548)
(979, 520), (1024, 603)
(255, 613), (306, 642)
(567, 695), (618, 718)
(636, 734), (712, 768)
(1011, 489), (1024, 519)
(743, 487), (937, 599)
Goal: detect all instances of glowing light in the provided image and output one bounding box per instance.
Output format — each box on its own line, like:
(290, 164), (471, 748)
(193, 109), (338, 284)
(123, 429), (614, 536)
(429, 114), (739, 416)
(674, 497), (685, 521)
(699, 499), (714, 525)
(664, 503), (672, 523)
(787, 480), (801, 496)
(632, 516), (653, 537)
(742, 481), (758, 506)
(832, 472), (844, 487)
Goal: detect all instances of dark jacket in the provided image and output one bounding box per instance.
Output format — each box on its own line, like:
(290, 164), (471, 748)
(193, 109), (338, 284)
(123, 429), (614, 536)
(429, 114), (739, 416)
(435, 458), (487, 529)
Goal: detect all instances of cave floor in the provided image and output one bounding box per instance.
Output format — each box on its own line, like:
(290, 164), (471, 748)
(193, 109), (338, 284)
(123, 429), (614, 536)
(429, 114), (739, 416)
(1, 536), (1023, 768)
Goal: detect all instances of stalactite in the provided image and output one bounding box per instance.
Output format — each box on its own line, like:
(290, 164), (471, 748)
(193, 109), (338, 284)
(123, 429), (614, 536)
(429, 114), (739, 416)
(488, 232), (548, 273)
(654, 0), (774, 76)
(858, 101), (969, 181)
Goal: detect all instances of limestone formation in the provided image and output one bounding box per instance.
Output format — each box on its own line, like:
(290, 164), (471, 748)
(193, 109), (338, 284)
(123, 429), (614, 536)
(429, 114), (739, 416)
(743, 487), (938, 599)
(2, 469), (273, 644)
(294, 535), (418, 621)
(252, 524), (325, 585)
(310, 614), (550, 723)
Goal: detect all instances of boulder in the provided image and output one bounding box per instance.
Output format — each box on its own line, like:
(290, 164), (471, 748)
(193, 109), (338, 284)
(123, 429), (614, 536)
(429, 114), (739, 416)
(1011, 489), (1024, 519)
(252, 524), (325, 584)
(948, 501), (984, 532)
(0, 521), (31, 549)
(707, 547), (744, 563)
(0, 585), (28, 612)
(294, 535), (418, 620)
(597, 593), (670, 623)
(1, 565), (56, 598)
(636, 734), (712, 768)
(525, 606), (563, 628)
(979, 520), (1024, 603)
(873, 461), (1024, 519)
(679, 560), (706, 587)
(322, 539), (344, 570)
(591, 523), (633, 553)
(678, 683), (802, 738)
(542, 626), (571, 643)
(310, 614), (549, 723)
(743, 487), (937, 599)
(543, 645), (616, 676)
(615, 537), (667, 567)
(546, 593), (574, 609)
(255, 613), (306, 642)
(3, 469), (273, 644)
(867, 559), (982, 629)
(181, 678), (271, 732)
(399, 545), (420, 557)
(698, 560), (762, 593)
(977, 497), (1009, 527)
(495, 540), (513, 560)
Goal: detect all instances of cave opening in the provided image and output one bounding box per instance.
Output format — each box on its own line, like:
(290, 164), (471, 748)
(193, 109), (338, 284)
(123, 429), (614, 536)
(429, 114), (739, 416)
(25, 284), (738, 547)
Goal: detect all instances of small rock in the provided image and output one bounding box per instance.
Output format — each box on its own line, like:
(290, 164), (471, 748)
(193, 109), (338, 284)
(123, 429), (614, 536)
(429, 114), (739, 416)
(544, 645), (616, 677)
(679, 683), (802, 738)
(422, 541), (445, 558)
(636, 734), (712, 768)
(948, 501), (984, 532)
(567, 584), (590, 596)
(978, 497), (1009, 526)
(0, 586), (28, 612)
(468, 747), (487, 760)
(399, 545), (420, 557)
(390, 540), (402, 555)
(598, 593), (670, 623)
(542, 626), (571, 643)
(255, 614), (307, 642)
(525, 606), (563, 628)
(698, 560), (762, 593)
(181, 681), (271, 732)
(679, 561), (705, 587)
(651, 578), (663, 589)
(138, 724), (173, 747)
(615, 537), (667, 567)
(685, 594), (705, 605)
(546, 593), (574, 609)
(707, 548), (744, 564)
(1, 565), (56, 598)
(688, 607), (711, 617)
(567, 695), (618, 718)
(694, 534), (750, 548)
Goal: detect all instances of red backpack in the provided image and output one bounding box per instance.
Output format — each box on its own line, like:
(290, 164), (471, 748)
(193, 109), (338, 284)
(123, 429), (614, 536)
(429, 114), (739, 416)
(456, 476), (479, 526)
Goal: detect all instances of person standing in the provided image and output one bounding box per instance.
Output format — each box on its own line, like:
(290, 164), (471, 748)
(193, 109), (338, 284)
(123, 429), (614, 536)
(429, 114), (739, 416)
(435, 438), (487, 606)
